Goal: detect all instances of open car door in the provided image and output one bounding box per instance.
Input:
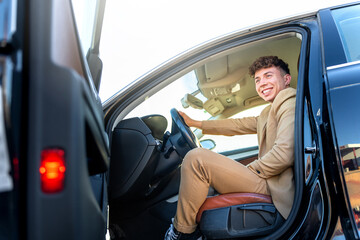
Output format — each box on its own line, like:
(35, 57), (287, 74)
(319, 4), (360, 239)
(0, 0), (109, 239)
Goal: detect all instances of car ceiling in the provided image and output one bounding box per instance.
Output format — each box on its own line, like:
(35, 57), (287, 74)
(193, 32), (301, 118)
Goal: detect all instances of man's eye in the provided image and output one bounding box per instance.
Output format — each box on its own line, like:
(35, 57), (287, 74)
(266, 74), (272, 78)
(255, 79), (260, 84)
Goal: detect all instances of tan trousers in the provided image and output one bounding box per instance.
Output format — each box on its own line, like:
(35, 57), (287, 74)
(173, 148), (270, 234)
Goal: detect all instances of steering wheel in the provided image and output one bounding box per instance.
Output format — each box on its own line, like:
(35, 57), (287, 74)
(170, 108), (199, 149)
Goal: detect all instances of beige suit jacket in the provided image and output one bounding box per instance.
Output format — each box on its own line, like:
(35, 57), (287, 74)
(201, 87), (296, 219)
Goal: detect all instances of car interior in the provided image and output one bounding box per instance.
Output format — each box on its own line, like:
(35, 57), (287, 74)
(107, 31), (302, 239)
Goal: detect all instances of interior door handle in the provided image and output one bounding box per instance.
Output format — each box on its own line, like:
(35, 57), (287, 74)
(304, 144), (318, 183)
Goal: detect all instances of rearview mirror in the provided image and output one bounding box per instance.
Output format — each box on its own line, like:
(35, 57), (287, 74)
(181, 93), (203, 109)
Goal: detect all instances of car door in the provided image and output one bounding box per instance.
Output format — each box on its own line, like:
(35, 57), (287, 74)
(319, 3), (360, 239)
(0, 0), (109, 239)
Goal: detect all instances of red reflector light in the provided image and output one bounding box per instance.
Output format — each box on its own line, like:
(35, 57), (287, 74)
(40, 149), (66, 193)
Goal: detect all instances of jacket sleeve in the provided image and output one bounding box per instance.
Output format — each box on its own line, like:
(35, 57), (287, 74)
(247, 97), (295, 178)
(201, 117), (258, 136)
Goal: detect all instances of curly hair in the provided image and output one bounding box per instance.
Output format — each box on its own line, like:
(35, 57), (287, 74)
(248, 56), (290, 77)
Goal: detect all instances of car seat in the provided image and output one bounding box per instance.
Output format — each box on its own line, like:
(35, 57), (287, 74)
(196, 192), (285, 239)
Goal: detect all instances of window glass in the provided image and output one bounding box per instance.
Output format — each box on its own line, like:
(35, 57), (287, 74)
(332, 4), (360, 63)
(126, 70), (212, 131)
(71, 0), (98, 55)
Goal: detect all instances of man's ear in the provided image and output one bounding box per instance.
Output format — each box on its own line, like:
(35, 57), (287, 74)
(284, 74), (291, 86)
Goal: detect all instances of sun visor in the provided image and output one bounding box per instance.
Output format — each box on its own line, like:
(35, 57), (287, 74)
(198, 67), (247, 99)
(204, 57), (228, 82)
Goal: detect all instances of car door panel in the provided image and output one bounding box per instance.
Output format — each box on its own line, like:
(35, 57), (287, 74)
(326, 62), (360, 239)
(23, 0), (109, 239)
(320, 4), (360, 238)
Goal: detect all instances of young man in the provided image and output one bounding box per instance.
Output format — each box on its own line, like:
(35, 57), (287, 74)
(164, 56), (296, 240)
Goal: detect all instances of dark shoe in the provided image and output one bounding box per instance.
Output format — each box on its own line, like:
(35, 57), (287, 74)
(164, 220), (202, 240)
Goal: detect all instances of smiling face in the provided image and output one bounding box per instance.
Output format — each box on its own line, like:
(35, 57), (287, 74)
(254, 66), (291, 103)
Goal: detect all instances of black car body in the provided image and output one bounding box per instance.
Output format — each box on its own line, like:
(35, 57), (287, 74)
(1, 0), (360, 239)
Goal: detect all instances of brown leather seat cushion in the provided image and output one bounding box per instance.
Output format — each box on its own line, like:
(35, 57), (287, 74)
(196, 192), (272, 223)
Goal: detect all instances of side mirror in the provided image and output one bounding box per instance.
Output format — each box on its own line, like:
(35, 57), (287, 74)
(200, 139), (216, 150)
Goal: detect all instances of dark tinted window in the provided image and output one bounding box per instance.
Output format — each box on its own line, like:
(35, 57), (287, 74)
(332, 4), (360, 63)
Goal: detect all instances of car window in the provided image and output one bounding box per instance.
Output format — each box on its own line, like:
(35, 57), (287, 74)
(71, 0), (98, 56)
(125, 70), (212, 129)
(332, 4), (360, 63)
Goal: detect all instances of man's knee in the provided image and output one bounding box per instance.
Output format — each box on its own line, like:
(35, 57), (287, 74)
(182, 148), (208, 170)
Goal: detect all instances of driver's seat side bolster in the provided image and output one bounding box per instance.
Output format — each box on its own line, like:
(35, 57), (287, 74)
(196, 192), (272, 223)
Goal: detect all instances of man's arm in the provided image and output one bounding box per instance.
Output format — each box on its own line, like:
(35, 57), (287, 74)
(201, 117), (258, 136)
(179, 111), (258, 136)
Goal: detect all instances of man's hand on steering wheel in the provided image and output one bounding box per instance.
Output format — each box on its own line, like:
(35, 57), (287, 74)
(170, 108), (200, 149)
(178, 111), (202, 129)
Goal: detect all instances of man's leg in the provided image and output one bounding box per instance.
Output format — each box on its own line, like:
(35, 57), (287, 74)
(173, 148), (269, 234)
